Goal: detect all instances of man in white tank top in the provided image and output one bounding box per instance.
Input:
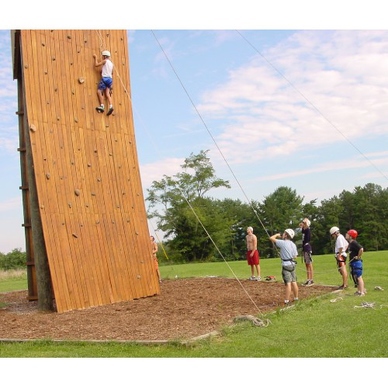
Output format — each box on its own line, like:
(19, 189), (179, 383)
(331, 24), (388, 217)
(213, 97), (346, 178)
(93, 50), (114, 116)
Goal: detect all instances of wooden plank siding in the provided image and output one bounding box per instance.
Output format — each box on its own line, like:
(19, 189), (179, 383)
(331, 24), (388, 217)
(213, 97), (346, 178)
(15, 30), (160, 313)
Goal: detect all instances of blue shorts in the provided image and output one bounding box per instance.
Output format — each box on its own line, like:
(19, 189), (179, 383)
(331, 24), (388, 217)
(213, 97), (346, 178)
(350, 260), (363, 278)
(98, 77), (113, 91)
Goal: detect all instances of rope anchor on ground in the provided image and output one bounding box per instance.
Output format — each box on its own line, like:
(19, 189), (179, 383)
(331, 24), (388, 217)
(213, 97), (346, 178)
(234, 315), (271, 327)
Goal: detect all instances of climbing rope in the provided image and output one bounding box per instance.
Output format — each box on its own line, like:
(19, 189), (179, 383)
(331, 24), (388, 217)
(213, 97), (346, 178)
(233, 315), (271, 327)
(354, 301), (376, 309)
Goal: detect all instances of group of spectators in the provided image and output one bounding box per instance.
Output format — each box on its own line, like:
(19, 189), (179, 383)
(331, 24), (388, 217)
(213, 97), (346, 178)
(246, 220), (366, 305)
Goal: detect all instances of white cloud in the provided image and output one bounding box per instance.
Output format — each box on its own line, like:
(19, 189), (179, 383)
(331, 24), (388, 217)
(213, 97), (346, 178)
(193, 30), (388, 167)
(140, 156), (184, 189)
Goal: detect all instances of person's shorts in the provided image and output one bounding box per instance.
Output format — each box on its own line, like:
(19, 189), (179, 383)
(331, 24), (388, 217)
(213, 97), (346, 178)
(247, 250), (259, 265)
(303, 251), (313, 264)
(336, 253), (347, 269)
(98, 77), (113, 91)
(153, 257), (159, 270)
(350, 260), (363, 278)
(282, 265), (297, 284)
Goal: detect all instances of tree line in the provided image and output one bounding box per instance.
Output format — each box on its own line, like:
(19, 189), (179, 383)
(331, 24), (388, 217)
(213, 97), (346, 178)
(147, 150), (388, 263)
(0, 249), (26, 270)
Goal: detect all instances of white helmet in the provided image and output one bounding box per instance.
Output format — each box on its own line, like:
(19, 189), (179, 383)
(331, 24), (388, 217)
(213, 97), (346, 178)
(285, 229), (295, 239)
(330, 226), (339, 235)
(102, 50), (111, 57)
(303, 218), (311, 227)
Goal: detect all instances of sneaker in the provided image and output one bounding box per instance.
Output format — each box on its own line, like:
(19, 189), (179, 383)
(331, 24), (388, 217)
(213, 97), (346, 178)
(256, 276), (262, 281)
(354, 291), (365, 296)
(306, 280), (314, 287)
(107, 106), (114, 116)
(293, 298), (299, 302)
(338, 285), (348, 290)
(284, 300), (290, 305)
(96, 105), (104, 113)
(249, 276), (256, 281)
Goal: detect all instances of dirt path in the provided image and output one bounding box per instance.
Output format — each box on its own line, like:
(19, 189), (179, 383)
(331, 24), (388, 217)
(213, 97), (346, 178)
(0, 277), (337, 342)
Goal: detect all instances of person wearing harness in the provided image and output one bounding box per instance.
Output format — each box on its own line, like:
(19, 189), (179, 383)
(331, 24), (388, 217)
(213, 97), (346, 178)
(300, 218), (314, 286)
(270, 229), (299, 305)
(346, 229), (366, 296)
(330, 226), (349, 289)
(93, 50), (114, 116)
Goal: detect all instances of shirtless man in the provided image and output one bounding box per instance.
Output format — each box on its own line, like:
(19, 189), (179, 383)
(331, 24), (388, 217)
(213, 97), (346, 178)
(246, 226), (261, 281)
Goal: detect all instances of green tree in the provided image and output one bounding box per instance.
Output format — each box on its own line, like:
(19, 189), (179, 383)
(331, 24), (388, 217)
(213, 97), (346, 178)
(340, 183), (388, 251)
(146, 150), (231, 262)
(312, 196), (344, 254)
(258, 186), (304, 257)
(0, 249), (26, 270)
(214, 198), (257, 260)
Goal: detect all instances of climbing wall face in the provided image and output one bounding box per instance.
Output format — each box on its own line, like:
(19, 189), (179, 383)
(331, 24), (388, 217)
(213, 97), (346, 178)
(19, 30), (159, 312)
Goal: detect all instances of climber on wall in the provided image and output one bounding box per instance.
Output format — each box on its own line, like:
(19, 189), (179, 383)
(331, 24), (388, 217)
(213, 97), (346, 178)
(93, 50), (114, 116)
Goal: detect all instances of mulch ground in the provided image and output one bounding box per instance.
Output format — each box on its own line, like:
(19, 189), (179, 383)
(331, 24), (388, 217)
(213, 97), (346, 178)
(0, 277), (337, 342)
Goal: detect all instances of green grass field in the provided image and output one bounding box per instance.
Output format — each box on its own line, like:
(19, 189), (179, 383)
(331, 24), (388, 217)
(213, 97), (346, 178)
(1, 252), (387, 359)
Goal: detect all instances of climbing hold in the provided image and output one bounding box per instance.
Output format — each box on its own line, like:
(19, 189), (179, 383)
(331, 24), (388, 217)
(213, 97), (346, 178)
(78, 77), (85, 84)
(29, 124), (37, 132)
(74, 189), (81, 196)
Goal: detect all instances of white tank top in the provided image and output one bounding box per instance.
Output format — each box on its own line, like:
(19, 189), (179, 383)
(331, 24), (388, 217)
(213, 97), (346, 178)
(102, 59), (113, 78)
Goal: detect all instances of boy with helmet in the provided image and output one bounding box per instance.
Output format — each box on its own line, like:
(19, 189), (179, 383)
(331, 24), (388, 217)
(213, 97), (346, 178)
(330, 226), (349, 289)
(346, 229), (366, 296)
(93, 50), (114, 116)
(270, 229), (299, 305)
(300, 218), (314, 286)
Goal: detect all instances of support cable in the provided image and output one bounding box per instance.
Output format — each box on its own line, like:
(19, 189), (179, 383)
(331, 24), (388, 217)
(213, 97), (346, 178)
(236, 30), (388, 183)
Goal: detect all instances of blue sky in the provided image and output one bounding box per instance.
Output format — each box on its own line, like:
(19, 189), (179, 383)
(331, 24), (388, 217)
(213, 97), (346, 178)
(1, 5), (388, 254)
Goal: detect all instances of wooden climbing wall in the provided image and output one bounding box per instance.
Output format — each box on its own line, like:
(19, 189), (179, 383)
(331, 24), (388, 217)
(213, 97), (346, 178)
(14, 30), (160, 313)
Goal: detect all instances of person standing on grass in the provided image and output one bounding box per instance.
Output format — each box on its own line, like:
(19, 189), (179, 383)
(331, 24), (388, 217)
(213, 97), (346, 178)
(346, 229), (366, 296)
(246, 226), (261, 281)
(93, 50), (114, 116)
(270, 229), (299, 305)
(151, 235), (161, 283)
(300, 218), (314, 286)
(330, 226), (349, 289)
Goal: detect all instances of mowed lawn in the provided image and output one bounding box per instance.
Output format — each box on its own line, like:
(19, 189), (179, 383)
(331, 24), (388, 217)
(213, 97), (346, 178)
(1, 252), (387, 359)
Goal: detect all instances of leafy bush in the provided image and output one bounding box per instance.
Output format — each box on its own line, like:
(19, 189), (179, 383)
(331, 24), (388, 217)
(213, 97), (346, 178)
(0, 248), (26, 270)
